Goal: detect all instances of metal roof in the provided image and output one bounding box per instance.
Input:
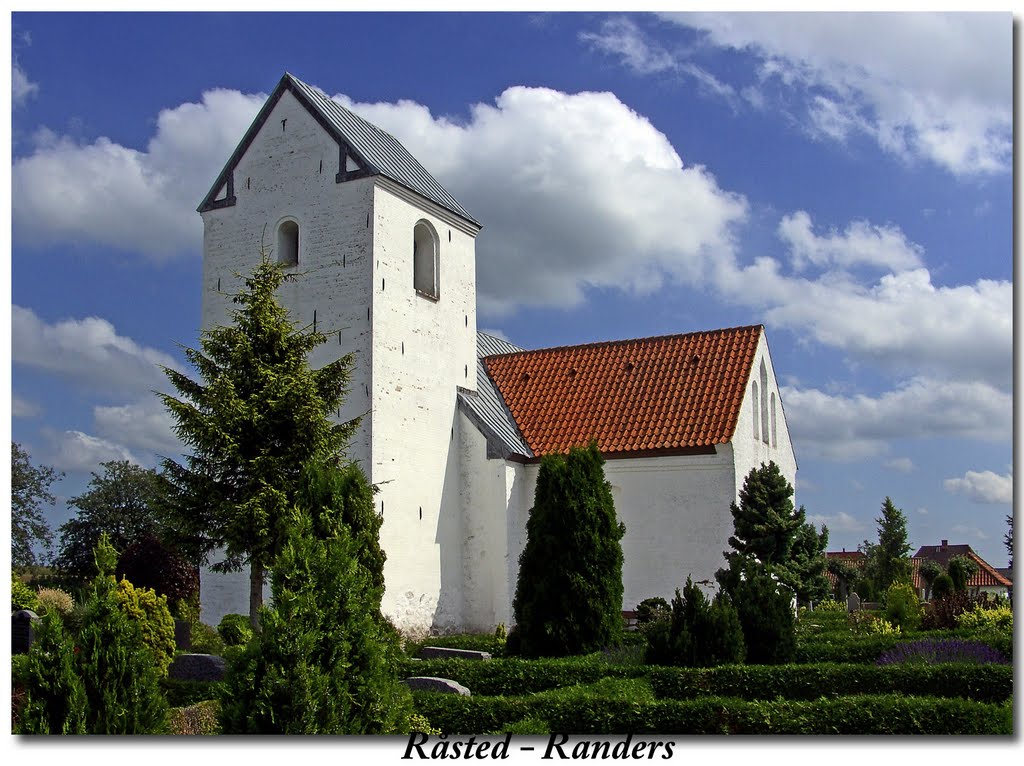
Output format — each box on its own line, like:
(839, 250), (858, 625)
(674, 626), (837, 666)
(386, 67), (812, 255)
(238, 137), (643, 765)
(458, 332), (534, 459)
(199, 73), (479, 227)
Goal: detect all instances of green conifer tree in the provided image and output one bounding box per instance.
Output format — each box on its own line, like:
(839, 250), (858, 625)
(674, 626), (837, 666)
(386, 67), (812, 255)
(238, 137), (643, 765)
(219, 508), (410, 734)
(15, 613), (88, 734)
(509, 442), (625, 658)
(160, 256), (358, 628)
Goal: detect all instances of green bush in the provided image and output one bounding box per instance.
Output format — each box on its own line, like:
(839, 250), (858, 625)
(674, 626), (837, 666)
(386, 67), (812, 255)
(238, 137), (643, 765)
(648, 662), (1012, 703)
(725, 565), (796, 664)
(407, 632), (508, 658)
(167, 699), (221, 735)
(75, 575), (169, 733)
(12, 574), (40, 612)
(219, 510), (411, 734)
(883, 582), (922, 631)
(217, 613), (253, 646)
(398, 655), (645, 697)
(956, 603), (1012, 632)
(189, 621), (225, 655)
(117, 533), (199, 611)
(644, 578), (744, 667)
(115, 577), (176, 676)
(35, 587), (74, 617)
(510, 442), (625, 658)
(930, 573), (954, 600)
(160, 678), (225, 708)
(947, 555), (978, 592)
(412, 692), (1011, 735)
(14, 613), (88, 734)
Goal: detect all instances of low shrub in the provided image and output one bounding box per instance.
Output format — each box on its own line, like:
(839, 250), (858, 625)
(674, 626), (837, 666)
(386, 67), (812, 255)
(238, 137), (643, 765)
(189, 621), (224, 655)
(412, 692), (1011, 735)
(407, 632), (508, 658)
(724, 565), (795, 664)
(35, 588), (74, 617)
(216, 613), (253, 646)
(409, 712), (441, 736)
(399, 655), (644, 697)
(923, 591), (1001, 630)
(644, 578), (745, 668)
(812, 599), (847, 613)
(877, 638), (1009, 666)
(160, 678), (225, 708)
(956, 603), (1012, 632)
(167, 700), (220, 735)
(930, 573), (954, 600)
(649, 662), (1011, 704)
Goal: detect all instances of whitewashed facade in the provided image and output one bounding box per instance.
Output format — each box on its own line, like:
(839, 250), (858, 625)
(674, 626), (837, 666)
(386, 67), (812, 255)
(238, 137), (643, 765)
(198, 74), (797, 633)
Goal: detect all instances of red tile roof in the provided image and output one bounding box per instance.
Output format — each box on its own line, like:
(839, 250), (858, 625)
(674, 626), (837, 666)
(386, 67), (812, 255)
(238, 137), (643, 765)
(483, 325), (763, 457)
(912, 544), (1011, 589)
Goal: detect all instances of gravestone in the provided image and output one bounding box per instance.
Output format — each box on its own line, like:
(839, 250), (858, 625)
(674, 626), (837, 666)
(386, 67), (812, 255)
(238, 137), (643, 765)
(12, 610), (40, 654)
(847, 593), (861, 612)
(419, 646), (491, 661)
(169, 653), (226, 682)
(403, 676), (471, 695)
(174, 619), (192, 650)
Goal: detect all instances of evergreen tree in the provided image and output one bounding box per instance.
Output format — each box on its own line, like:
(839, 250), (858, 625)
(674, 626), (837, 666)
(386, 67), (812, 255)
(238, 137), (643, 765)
(918, 559), (944, 600)
(726, 562), (796, 665)
(644, 577), (745, 668)
(219, 507), (410, 734)
(55, 461), (170, 581)
(1004, 514), (1013, 569)
(863, 498), (912, 593)
(509, 442), (625, 658)
(15, 613), (88, 734)
(719, 462), (804, 576)
(947, 555), (979, 592)
(12, 442), (62, 567)
(160, 256), (357, 628)
(774, 520), (830, 605)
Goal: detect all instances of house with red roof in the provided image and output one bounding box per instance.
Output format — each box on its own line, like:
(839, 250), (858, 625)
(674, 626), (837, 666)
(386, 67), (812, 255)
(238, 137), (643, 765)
(197, 73), (798, 632)
(911, 541), (1011, 599)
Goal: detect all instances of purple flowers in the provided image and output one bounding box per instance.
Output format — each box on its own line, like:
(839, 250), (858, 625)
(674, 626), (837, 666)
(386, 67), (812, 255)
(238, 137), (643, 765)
(877, 638), (1009, 666)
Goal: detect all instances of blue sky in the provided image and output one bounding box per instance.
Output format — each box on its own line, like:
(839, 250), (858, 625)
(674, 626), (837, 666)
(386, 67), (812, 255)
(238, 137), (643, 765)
(6, 11), (1014, 569)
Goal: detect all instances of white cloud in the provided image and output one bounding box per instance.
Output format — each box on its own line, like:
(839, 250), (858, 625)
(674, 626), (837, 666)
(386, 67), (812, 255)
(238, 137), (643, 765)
(665, 12), (1011, 175)
(884, 457), (914, 474)
(12, 60), (38, 106)
(781, 377), (1011, 461)
(94, 399), (183, 456)
(12, 88), (264, 257)
(44, 430), (139, 474)
(778, 211), (923, 273)
(12, 396), (41, 418)
(714, 257), (1011, 390)
(12, 305), (179, 395)
(805, 511), (865, 533)
(580, 16), (676, 75)
(338, 86), (747, 314)
(944, 469), (1013, 504)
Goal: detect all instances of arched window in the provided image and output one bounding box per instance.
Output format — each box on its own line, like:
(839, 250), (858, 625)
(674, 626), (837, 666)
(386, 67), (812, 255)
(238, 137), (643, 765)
(277, 219), (299, 267)
(751, 382), (759, 440)
(759, 360), (769, 445)
(770, 392), (777, 448)
(413, 221), (438, 299)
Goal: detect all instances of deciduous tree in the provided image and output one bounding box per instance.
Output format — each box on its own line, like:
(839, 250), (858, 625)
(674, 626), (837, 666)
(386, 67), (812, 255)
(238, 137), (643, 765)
(12, 442), (62, 567)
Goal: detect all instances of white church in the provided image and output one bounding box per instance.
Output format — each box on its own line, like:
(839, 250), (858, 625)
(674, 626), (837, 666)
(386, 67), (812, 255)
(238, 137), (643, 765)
(198, 73), (798, 634)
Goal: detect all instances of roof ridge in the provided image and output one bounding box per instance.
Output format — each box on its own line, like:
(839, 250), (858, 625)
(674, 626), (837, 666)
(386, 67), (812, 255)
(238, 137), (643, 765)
(483, 324), (763, 360)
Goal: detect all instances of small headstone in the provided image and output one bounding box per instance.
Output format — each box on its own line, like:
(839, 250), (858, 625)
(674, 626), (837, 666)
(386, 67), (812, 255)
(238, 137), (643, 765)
(419, 646), (492, 661)
(847, 593), (861, 612)
(12, 610), (40, 655)
(169, 653), (227, 682)
(403, 676), (471, 696)
(174, 619), (192, 651)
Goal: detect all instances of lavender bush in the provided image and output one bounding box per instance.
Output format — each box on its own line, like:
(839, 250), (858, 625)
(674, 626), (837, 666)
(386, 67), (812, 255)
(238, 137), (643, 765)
(877, 638), (1009, 666)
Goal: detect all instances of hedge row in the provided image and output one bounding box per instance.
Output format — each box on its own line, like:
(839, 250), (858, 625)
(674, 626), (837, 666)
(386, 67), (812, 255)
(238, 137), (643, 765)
(796, 629), (1012, 664)
(649, 663), (1012, 704)
(399, 656), (645, 696)
(412, 693), (1012, 735)
(159, 678), (225, 708)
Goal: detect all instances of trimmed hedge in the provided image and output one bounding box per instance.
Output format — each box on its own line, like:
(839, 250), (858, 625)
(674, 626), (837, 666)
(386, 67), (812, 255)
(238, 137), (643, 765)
(399, 656), (644, 696)
(796, 630), (1012, 664)
(406, 633), (508, 658)
(413, 692), (1012, 735)
(648, 663), (1012, 704)
(160, 678), (225, 708)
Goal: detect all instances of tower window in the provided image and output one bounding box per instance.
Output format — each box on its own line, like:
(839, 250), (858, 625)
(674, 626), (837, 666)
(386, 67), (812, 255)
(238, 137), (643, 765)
(759, 360), (769, 445)
(277, 219), (299, 267)
(413, 221), (439, 299)
(751, 382), (759, 441)
(770, 392), (777, 448)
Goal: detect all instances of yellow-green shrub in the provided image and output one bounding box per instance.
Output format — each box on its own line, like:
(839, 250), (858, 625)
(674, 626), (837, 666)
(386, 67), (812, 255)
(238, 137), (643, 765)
(814, 599), (847, 613)
(956, 603), (1012, 632)
(115, 578), (176, 676)
(884, 583), (922, 632)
